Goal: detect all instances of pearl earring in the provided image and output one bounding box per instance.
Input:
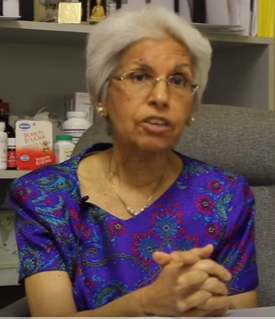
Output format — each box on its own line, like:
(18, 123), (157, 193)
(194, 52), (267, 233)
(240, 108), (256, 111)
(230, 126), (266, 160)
(187, 117), (195, 126)
(97, 107), (107, 117)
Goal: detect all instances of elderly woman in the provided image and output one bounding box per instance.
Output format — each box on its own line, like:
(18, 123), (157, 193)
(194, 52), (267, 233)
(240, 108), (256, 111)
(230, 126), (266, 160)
(9, 4), (258, 317)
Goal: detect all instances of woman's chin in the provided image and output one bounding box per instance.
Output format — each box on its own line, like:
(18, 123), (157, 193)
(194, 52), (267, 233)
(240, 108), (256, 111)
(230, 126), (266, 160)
(135, 138), (176, 154)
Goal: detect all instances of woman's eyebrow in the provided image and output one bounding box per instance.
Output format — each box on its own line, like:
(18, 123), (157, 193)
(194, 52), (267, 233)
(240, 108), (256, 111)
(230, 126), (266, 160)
(129, 61), (192, 73)
(174, 63), (191, 69)
(131, 61), (153, 71)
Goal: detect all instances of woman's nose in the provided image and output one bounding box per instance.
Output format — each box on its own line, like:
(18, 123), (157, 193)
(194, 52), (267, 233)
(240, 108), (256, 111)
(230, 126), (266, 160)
(148, 80), (169, 109)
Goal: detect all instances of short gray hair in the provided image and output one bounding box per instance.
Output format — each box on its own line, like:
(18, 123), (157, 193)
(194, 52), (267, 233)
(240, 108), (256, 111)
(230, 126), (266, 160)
(86, 4), (212, 110)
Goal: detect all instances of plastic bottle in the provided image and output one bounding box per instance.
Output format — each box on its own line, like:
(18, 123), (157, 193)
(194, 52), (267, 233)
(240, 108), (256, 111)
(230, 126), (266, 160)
(7, 137), (17, 170)
(0, 103), (15, 138)
(62, 111), (91, 144)
(0, 122), (8, 170)
(54, 135), (75, 164)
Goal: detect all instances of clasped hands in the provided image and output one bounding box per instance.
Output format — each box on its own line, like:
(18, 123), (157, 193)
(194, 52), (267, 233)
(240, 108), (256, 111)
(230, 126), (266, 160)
(142, 244), (233, 317)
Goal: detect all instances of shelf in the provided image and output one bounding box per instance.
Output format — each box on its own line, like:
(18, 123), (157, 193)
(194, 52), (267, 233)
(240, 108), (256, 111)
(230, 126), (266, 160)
(0, 248), (18, 270)
(208, 34), (274, 45)
(0, 20), (92, 46)
(0, 268), (18, 286)
(0, 20), (274, 47)
(0, 171), (31, 180)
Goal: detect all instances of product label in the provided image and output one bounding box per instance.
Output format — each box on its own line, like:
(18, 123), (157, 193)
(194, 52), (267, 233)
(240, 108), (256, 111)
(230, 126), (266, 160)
(54, 144), (74, 164)
(63, 129), (86, 144)
(0, 138), (7, 167)
(16, 120), (55, 170)
(7, 150), (17, 168)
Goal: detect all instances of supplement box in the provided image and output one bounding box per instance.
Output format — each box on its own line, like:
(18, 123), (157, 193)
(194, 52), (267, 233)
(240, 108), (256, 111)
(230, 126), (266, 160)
(16, 120), (55, 170)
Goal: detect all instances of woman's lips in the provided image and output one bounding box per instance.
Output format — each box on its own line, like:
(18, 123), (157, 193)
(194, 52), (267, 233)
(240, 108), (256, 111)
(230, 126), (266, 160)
(141, 117), (172, 134)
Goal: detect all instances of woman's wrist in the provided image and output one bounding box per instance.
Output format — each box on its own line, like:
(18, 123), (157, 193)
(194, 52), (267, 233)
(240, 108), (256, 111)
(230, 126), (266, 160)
(137, 286), (152, 316)
(76, 287), (151, 317)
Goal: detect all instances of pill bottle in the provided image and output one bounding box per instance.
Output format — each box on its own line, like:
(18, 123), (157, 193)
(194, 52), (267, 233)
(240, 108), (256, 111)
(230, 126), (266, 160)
(54, 135), (75, 164)
(0, 122), (8, 170)
(62, 111), (91, 144)
(7, 137), (17, 170)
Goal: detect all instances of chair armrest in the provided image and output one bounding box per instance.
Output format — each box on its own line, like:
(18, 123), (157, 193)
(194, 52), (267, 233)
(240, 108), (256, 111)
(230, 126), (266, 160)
(0, 297), (29, 317)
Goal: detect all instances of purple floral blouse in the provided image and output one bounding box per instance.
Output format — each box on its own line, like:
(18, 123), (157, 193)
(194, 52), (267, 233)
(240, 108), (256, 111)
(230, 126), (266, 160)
(9, 143), (258, 311)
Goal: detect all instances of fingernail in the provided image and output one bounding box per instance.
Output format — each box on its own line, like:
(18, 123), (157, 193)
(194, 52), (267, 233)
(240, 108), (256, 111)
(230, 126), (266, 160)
(177, 301), (187, 312)
(226, 273), (232, 281)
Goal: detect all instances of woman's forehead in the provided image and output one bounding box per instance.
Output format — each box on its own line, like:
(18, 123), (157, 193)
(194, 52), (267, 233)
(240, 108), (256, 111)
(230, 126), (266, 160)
(119, 38), (192, 69)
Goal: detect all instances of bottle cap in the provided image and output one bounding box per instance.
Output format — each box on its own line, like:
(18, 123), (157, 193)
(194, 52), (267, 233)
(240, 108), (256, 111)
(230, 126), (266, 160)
(56, 134), (73, 141)
(66, 111), (87, 119)
(0, 103), (10, 112)
(8, 138), (16, 146)
(0, 122), (6, 130)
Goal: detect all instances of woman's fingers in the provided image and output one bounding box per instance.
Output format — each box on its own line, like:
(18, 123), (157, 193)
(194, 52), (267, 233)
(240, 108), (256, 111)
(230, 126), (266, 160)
(193, 259), (232, 282)
(176, 269), (209, 291)
(199, 276), (229, 296)
(177, 290), (213, 312)
(197, 295), (231, 311)
(190, 244), (214, 259)
(152, 251), (171, 266)
(153, 244), (214, 267)
(153, 250), (200, 267)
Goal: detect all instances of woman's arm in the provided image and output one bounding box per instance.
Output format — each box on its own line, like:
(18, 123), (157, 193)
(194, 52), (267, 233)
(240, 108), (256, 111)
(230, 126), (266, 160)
(25, 248), (231, 317)
(229, 290), (258, 309)
(25, 271), (146, 317)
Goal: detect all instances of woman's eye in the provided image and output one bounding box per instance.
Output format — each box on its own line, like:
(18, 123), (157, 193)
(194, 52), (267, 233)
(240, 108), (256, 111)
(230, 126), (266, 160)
(170, 75), (186, 87)
(130, 72), (151, 82)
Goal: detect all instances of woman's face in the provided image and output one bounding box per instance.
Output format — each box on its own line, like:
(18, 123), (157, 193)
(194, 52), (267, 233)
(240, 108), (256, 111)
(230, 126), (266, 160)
(105, 37), (194, 152)
(96, 0), (101, 5)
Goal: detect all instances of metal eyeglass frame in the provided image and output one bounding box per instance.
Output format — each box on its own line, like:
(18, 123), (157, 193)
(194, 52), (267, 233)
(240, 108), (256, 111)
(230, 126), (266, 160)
(112, 71), (200, 95)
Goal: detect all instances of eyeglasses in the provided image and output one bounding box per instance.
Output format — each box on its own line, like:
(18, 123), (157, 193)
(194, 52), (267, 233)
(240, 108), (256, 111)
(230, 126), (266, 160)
(111, 70), (199, 96)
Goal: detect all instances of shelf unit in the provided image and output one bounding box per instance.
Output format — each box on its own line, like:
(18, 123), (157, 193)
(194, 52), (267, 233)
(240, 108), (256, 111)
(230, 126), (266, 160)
(0, 20), (274, 46)
(0, 20), (273, 116)
(0, 210), (18, 279)
(0, 171), (31, 179)
(0, 20), (273, 180)
(0, 20), (91, 46)
(0, 268), (18, 286)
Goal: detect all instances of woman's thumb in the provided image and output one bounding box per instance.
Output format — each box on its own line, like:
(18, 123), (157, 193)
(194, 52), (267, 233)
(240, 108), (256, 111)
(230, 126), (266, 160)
(191, 244), (214, 258)
(152, 251), (171, 266)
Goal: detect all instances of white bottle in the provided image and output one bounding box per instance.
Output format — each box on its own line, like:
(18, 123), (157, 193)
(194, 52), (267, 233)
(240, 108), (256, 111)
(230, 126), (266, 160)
(0, 122), (8, 170)
(63, 111), (91, 145)
(54, 135), (75, 164)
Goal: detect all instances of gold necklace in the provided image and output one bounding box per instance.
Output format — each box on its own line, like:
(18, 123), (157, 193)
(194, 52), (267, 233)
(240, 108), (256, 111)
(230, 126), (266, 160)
(106, 154), (166, 216)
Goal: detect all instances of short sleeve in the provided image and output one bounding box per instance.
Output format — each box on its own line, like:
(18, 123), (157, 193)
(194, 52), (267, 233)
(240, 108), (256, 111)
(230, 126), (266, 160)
(9, 177), (67, 284)
(215, 176), (259, 295)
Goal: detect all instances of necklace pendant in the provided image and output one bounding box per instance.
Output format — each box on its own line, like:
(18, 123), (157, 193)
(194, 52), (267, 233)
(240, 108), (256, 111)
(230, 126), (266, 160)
(140, 206), (145, 213)
(127, 207), (137, 216)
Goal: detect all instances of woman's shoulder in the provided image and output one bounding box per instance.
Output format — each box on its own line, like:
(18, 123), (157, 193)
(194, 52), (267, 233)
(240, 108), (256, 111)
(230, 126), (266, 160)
(178, 152), (247, 187)
(10, 142), (111, 191)
(9, 143), (112, 207)
(8, 156), (83, 228)
(11, 155), (80, 192)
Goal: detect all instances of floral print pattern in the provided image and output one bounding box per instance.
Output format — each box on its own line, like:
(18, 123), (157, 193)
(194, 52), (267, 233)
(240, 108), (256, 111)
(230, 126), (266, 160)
(9, 143), (258, 311)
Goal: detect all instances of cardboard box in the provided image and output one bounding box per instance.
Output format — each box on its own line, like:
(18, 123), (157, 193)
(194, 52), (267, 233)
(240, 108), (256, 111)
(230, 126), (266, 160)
(16, 120), (55, 170)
